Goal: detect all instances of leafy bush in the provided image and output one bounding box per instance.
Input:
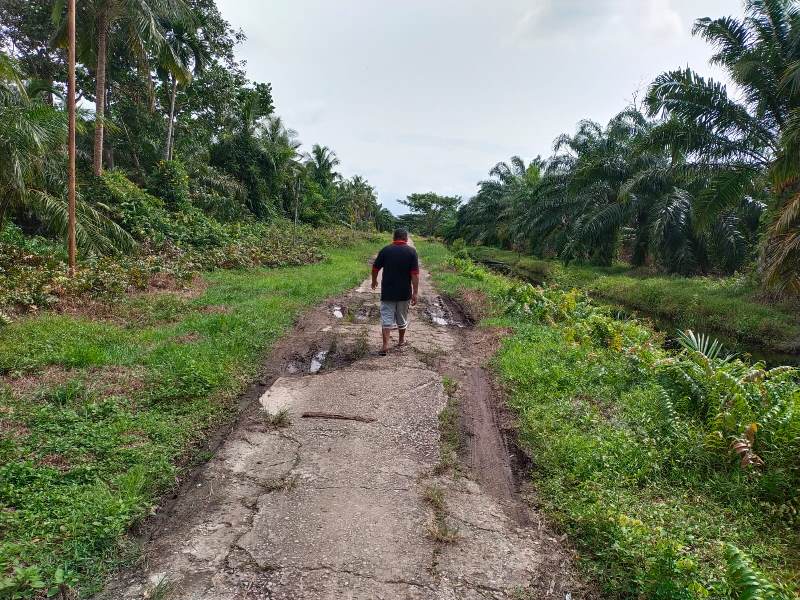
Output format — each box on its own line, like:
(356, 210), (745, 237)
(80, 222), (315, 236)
(450, 238), (468, 259)
(85, 170), (228, 248)
(0, 224), (65, 259)
(189, 164), (249, 222)
(147, 160), (190, 210)
(0, 213), (378, 318)
(655, 336), (800, 500)
(438, 254), (800, 598)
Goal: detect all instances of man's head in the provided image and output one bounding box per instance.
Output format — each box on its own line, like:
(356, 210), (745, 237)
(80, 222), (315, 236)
(393, 228), (409, 242)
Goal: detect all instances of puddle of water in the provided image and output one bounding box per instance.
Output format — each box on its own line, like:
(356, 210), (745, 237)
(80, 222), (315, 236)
(285, 361), (302, 375)
(427, 297), (464, 328)
(309, 350), (328, 374)
(355, 305), (377, 323)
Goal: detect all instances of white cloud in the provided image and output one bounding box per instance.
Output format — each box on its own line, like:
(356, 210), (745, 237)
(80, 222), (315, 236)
(510, 0), (684, 46)
(643, 0), (685, 39)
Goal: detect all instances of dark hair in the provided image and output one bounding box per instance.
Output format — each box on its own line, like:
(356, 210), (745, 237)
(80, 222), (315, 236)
(393, 228), (409, 241)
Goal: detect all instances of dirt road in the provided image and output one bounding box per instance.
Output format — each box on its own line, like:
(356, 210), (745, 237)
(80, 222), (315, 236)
(96, 261), (587, 599)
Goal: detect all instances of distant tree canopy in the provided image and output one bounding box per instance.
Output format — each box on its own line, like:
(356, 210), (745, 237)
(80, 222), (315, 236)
(0, 0), (391, 245)
(397, 192), (460, 238)
(446, 0), (800, 294)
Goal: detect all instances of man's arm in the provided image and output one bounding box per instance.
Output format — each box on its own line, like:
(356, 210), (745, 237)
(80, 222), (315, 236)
(371, 250), (384, 291)
(371, 266), (380, 290)
(410, 249), (420, 305)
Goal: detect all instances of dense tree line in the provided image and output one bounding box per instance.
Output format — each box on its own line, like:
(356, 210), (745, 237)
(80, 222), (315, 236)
(450, 0), (800, 295)
(0, 0), (394, 254)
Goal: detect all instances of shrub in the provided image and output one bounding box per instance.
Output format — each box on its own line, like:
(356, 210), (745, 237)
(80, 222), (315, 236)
(189, 164), (249, 222)
(147, 160), (190, 210)
(85, 170), (228, 248)
(0, 220), (378, 316)
(450, 238), (468, 259)
(444, 254), (800, 597)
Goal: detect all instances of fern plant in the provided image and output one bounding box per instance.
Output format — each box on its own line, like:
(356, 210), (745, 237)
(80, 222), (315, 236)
(658, 331), (800, 482)
(676, 329), (735, 363)
(723, 544), (791, 600)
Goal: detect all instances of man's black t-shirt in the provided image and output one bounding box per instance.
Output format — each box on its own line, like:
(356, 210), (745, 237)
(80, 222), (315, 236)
(373, 241), (419, 301)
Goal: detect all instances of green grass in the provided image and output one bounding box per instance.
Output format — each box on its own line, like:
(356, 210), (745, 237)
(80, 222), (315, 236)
(466, 245), (800, 359)
(0, 240), (378, 598)
(417, 241), (800, 600)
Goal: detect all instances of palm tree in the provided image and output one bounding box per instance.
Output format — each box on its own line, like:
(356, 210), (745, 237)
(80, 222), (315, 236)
(157, 15), (211, 160)
(53, 0), (191, 175)
(0, 52), (132, 252)
(647, 0), (800, 292)
(336, 175), (378, 228)
(305, 144), (340, 193)
(514, 116), (638, 266)
(455, 156), (544, 249)
(375, 207), (396, 232)
(464, 109), (760, 274)
(260, 114), (302, 213)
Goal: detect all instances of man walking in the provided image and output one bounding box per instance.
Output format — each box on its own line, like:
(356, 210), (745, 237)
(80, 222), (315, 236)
(371, 228), (420, 356)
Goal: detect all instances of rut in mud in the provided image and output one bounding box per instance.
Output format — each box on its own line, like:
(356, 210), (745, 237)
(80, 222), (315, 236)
(95, 263), (592, 600)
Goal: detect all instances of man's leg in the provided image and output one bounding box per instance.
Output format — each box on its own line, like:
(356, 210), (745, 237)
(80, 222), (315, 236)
(382, 327), (391, 354)
(396, 301), (409, 347)
(379, 301), (396, 355)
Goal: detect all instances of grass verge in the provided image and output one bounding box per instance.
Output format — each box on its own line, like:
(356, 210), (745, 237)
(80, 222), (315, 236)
(466, 245), (800, 360)
(417, 240), (800, 600)
(0, 239), (378, 598)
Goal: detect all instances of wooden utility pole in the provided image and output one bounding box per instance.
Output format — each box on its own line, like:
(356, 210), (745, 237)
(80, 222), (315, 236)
(67, 0), (77, 276)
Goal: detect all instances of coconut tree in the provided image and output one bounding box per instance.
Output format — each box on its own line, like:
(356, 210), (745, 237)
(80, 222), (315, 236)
(336, 175), (378, 228)
(305, 144), (340, 194)
(53, 0), (191, 175)
(260, 114), (302, 213)
(157, 15), (211, 160)
(647, 0), (800, 293)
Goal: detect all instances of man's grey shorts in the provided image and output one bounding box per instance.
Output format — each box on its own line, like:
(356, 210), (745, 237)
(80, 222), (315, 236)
(380, 300), (410, 330)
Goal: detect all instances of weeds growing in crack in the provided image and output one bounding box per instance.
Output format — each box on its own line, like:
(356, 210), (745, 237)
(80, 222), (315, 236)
(149, 576), (173, 600)
(282, 473), (299, 491)
(423, 484), (446, 511)
(263, 472), (299, 493)
(434, 379), (461, 476)
(263, 408), (291, 428)
(427, 515), (459, 544)
(441, 376), (458, 396)
(510, 587), (542, 600)
(423, 483), (458, 544)
(352, 329), (369, 359)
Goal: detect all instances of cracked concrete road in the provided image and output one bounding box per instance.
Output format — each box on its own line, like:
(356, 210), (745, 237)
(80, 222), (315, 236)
(96, 259), (587, 600)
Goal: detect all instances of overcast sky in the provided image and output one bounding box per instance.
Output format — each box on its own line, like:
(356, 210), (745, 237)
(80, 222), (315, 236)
(216, 0), (743, 215)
